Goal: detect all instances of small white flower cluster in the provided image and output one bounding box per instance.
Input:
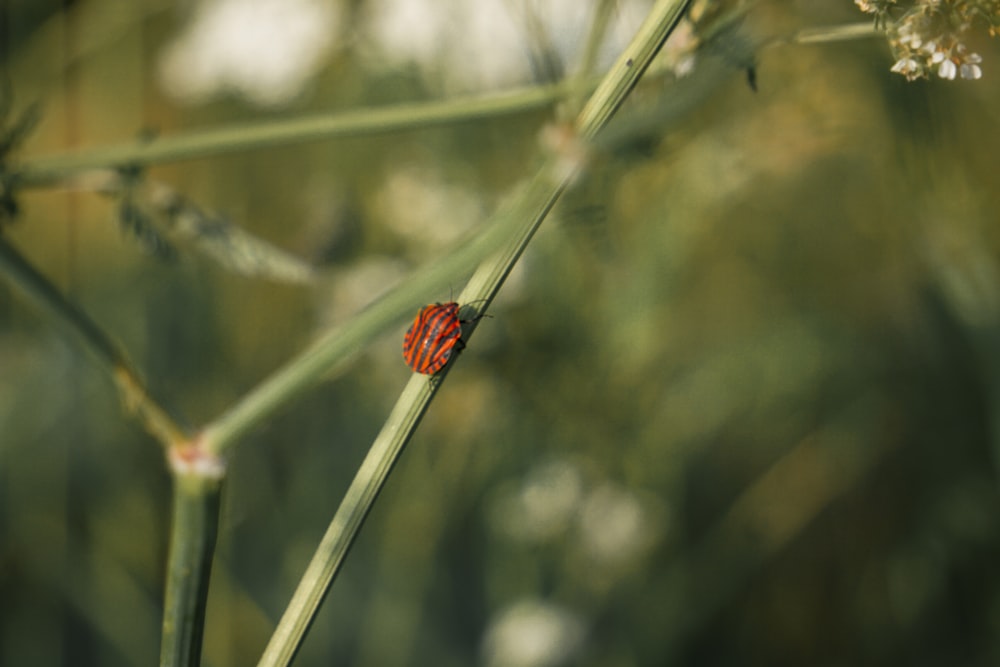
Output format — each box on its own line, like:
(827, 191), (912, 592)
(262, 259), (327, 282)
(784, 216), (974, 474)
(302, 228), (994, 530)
(856, 0), (998, 82)
(890, 24), (984, 81)
(929, 43), (983, 80)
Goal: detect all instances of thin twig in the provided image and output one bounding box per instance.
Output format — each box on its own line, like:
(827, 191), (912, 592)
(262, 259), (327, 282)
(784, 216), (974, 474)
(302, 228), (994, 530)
(14, 82), (572, 188)
(0, 235), (188, 447)
(786, 22), (877, 45)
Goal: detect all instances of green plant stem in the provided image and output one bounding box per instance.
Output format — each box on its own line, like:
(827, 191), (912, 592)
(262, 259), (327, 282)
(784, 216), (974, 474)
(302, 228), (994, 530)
(255, 374), (439, 667)
(15, 82), (571, 188)
(573, 0), (690, 140)
(789, 22), (876, 44)
(0, 235), (188, 447)
(160, 465), (223, 667)
(255, 1), (692, 665)
(566, 0), (618, 115)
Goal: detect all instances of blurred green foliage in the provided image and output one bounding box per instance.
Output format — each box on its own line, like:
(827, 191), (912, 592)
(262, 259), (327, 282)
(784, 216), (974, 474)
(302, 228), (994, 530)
(2, 1), (1000, 666)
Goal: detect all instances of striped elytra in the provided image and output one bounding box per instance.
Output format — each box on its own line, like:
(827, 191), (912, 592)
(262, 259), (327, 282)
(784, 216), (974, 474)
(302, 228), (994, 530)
(403, 302), (464, 375)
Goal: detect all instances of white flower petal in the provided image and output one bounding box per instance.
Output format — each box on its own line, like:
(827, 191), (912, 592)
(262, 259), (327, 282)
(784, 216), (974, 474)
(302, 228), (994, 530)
(960, 63), (983, 80)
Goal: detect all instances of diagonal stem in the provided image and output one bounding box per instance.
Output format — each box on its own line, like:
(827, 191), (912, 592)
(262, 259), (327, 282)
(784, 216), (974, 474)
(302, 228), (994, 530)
(254, 1), (693, 665)
(0, 235), (188, 447)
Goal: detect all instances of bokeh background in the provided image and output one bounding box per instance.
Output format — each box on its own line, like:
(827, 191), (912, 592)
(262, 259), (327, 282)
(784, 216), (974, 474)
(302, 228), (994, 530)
(2, 0), (1000, 665)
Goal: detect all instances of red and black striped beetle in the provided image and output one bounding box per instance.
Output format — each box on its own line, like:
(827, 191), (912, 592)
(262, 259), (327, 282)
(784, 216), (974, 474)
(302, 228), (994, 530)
(402, 302), (478, 375)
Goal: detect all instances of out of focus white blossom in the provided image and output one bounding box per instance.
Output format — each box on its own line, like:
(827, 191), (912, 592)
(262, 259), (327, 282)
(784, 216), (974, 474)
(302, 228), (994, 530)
(482, 600), (585, 667)
(159, 0), (338, 106)
(362, 0), (656, 92)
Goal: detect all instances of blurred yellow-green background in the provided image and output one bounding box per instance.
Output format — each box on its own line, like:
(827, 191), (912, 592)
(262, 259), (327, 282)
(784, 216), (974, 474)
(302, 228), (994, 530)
(3, 0), (1000, 665)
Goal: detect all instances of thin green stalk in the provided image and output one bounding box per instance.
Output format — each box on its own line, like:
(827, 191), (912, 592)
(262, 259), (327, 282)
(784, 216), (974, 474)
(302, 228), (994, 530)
(14, 82), (571, 188)
(789, 22), (876, 45)
(579, 0), (618, 79)
(255, 1), (692, 665)
(160, 460), (224, 667)
(0, 235), (188, 447)
(255, 374), (438, 667)
(573, 0), (691, 140)
(566, 0), (618, 115)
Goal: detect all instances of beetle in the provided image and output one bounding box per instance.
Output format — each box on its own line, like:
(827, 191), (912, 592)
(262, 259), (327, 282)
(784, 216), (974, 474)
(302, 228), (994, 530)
(402, 301), (470, 375)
